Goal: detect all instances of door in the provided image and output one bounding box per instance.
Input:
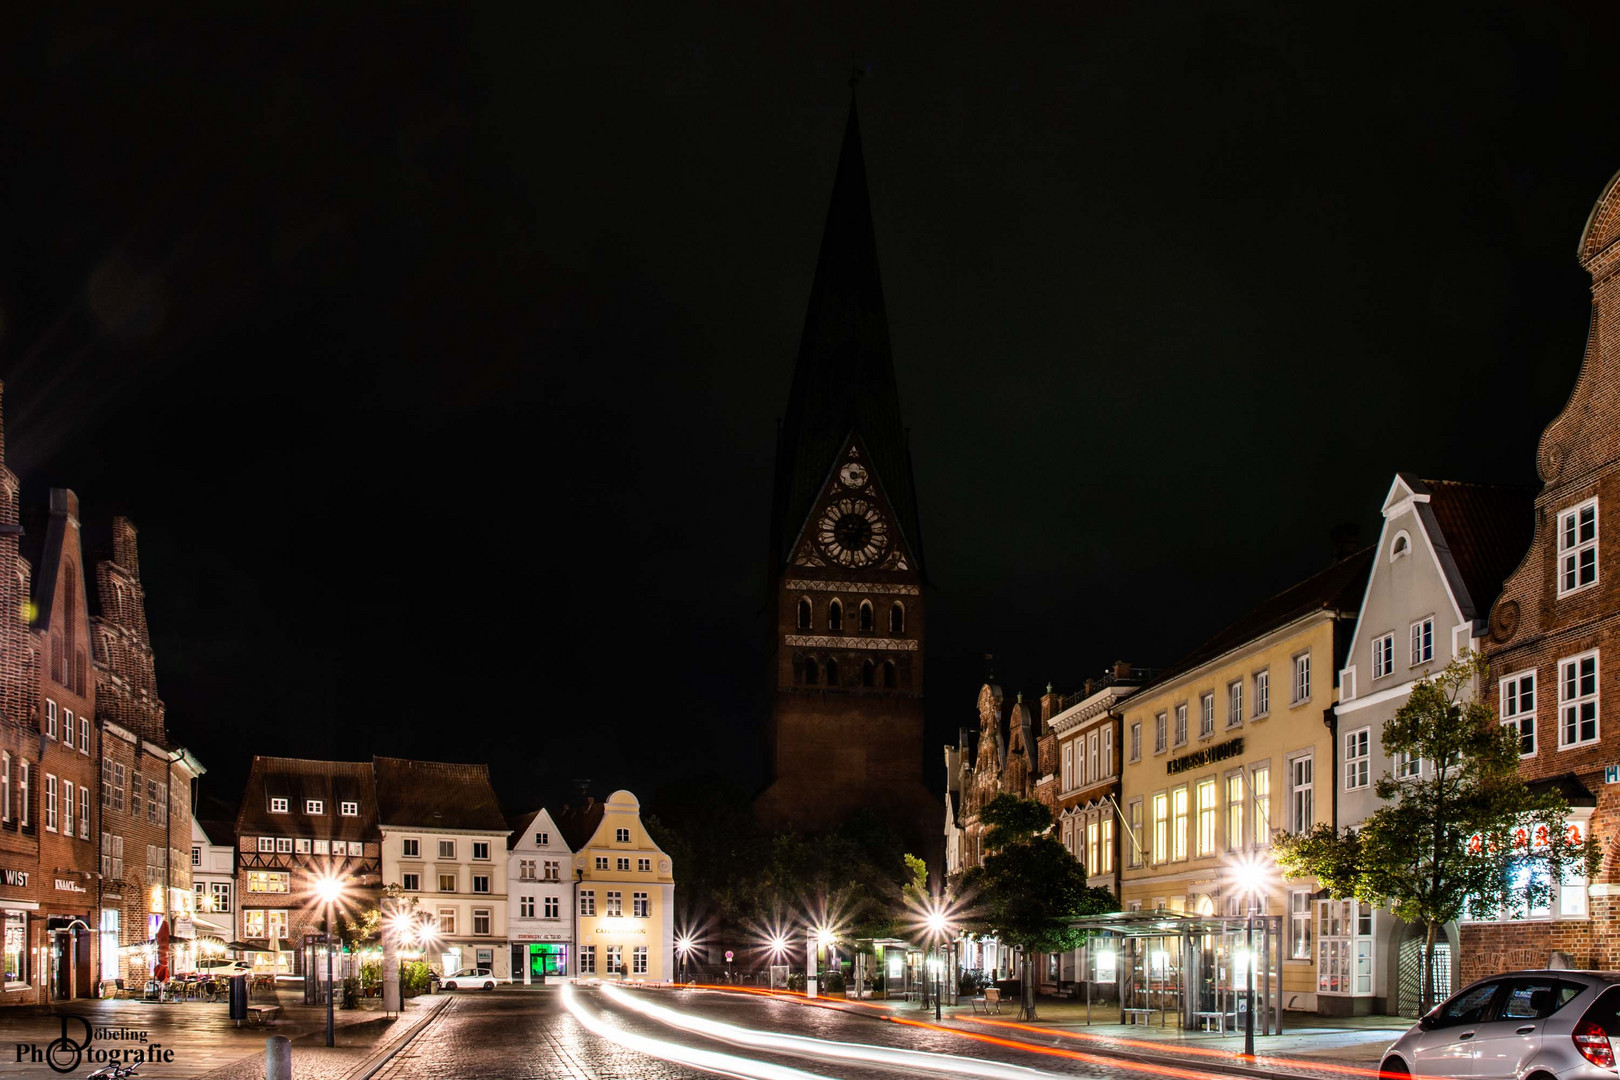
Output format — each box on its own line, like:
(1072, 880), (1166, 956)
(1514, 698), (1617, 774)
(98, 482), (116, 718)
(51, 932), (71, 1000)
(1407, 980), (1504, 1077)
(1468, 977), (1578, 1078)
(1398, 935), (1453, 1017)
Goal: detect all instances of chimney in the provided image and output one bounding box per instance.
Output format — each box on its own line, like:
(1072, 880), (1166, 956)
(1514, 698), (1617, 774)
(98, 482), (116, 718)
(1330, 522), (1360, 563)
(1114, 660), (1132, 681)
(1040, 683), (1062, 727)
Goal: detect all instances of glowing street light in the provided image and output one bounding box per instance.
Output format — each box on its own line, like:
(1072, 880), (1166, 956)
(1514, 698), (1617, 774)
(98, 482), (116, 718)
(311, 874), (347, 1047)
(1226, 852), (1273, 1058)
(675, 935), (695, 984)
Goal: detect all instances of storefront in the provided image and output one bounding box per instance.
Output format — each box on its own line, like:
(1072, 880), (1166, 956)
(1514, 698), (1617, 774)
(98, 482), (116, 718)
(44, 874), (95, 999)
(2, 863), (40, 1006)
(510, 939), (568, 984)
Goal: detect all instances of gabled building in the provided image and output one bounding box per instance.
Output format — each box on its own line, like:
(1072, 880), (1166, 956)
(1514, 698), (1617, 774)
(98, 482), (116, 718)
(24, 489), (100, 999)
(1467, 166), (1620, 983)
(557, 790), (674, 982)
(507, 807), (572, 983)
(90, 516), (202, 988)
(1331, 475), (1532, 1015)
(374, 757), (510, 981)
(233, 757), (382, 976)
(190, 814), (236, 943)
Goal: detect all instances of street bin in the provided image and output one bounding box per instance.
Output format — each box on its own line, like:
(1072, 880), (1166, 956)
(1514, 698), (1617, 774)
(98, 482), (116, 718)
(229, 974), (248, 1023)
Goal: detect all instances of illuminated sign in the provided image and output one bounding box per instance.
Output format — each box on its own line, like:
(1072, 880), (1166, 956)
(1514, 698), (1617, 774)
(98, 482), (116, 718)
(54, 879), (87, 894)
(1, 868), (29, 888)
(1167, 737), (1244, 775)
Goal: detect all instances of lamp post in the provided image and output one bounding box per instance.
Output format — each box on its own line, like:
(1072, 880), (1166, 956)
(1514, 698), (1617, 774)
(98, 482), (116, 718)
(676, 936), (693, 985)
(925, 902), (949, 1021)
(314, 876), (345, 1049)
(1229, 854), (1268, 1059)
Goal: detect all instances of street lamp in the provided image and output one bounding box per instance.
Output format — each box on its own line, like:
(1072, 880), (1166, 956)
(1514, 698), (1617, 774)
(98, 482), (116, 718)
(313, 875), (345, 1048)
(926, 905), (949, 1021)
(676, 936), (694, 985)
(1229, 854), (1270, 1058)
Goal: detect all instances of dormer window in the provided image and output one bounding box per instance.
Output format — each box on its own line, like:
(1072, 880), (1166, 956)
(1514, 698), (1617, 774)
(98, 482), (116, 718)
(340, 802), (358, 817)
(270, 798), (288, 814)
(306, 800), (324, 815)
(1390, 531), (1410, 562)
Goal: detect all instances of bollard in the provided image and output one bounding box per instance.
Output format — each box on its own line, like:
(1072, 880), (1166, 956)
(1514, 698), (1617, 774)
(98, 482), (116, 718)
(266, 1035), (292, 1080)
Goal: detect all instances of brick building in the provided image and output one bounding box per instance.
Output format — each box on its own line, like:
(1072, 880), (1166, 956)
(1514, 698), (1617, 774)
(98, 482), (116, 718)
(91, 517), (202, 987)
(753, 99), (939, 852)
(0, 386), (42, 1005)
(1462, 166), (1620, 982)
(233, 757), (383, 976)
(26, 489), (102, 998)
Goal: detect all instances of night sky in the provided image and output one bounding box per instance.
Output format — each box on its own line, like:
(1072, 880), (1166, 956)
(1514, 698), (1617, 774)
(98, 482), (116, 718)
(3, 5), (1618, 818)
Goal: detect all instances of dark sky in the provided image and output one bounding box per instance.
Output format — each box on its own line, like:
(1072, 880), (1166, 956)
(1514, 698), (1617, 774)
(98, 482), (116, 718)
(2, 4), (1617, 816)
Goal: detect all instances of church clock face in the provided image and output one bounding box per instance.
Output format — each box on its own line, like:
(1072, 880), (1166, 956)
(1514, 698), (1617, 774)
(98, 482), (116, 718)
(816, 497), (888, 567)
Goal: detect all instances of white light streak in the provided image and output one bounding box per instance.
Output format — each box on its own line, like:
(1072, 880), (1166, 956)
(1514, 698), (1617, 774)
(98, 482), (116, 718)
(599, 983), (1063, 1080)
(560, 982), (836, 1080)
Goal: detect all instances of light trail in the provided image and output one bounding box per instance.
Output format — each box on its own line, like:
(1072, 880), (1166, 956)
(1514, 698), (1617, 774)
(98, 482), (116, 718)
(559, 981), (837, 1080)
(600, 982), (1062, 1080)
(663, 985), (1414, 1080)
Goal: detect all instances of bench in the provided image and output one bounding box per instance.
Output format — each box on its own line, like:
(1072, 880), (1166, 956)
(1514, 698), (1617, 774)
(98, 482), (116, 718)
(971, 986), (1001, 1014)
(1192, 1010), (1235, 1033)
(245, 1004), (281, 1026)
(1121, 1007), (1158, 1025)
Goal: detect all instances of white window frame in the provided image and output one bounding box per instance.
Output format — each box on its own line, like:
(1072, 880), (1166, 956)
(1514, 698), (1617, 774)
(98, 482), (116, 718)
(1, 751), (9, 823)
(402, 873), (420, 891)
(45, 773), (58, 832)
(269, 797), (288, 814)
(341, 801), (358, 816)
(80, 718), (89, 755)
(1224, 771), (1244, 851)
(79, 787), (88, 839)
(1129, 722), (1141, 762)
(1558, 498), (1599, 596)
(1395, 749), (1422, 780)
(439, 839), (456, 859)
(1199, 694), (1215, 737)
(1292, 652), (1311, 705)
(1372, 633), (1394, 679)
(1288, 888), (1313, 960)
(1196, 779), (1217, 856)
(1343, 727), (1371, 790)
(1228, 680), (1242, 727)
(45, 699), (57, 740)
(1559, 650), (1600, 749)
(16, 761), (26, 828)
(62, 780), (73, 837)
(62, 706), (73, 748)
(1102, 726), (1114, 777)
(1173, 703), (1188, 747)
(1254, 669), (1270, 717)
(1410, 617), (1435, 667)
(1154, 713), (1167, 754)
(1061, 741), (1073, 790)
(1126, 797), (1143, 868)
(1289, 753), (1314, 831)
(1500, 670), (1537, 757)
(615, 828), (631, 843)
(402, 838), (420, 858)
(306, 800), (323, 815)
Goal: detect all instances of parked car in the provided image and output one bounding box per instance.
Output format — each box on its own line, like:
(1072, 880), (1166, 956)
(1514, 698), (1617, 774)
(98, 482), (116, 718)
(1381, 969), (1620, 1077)
(195, 959), (253, 977)
(441, 967), (495, 991)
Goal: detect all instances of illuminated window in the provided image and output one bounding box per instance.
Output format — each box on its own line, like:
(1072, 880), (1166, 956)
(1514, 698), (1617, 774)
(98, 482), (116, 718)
(1152, 794), (1168, 865)
(1251, 765), (1270, 846)
(1171, 787), (1188, 861)
(605, 891), (622, 916)
(438, 874), (456, 892)
(1196, 780), (1217, 855)
(247, 872), (290, 894)
(1225, 773), (1244, 850)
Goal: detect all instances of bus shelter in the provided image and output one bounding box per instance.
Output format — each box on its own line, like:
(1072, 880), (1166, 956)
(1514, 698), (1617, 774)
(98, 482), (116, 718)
(1067, 910), (1283, 1036)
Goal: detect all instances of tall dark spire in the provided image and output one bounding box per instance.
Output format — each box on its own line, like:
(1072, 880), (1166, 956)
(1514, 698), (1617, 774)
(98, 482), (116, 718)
(771, 100), (924, 573)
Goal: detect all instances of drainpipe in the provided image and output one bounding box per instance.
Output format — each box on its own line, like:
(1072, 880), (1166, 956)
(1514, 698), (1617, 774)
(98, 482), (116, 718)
(573, 866), (583, 980)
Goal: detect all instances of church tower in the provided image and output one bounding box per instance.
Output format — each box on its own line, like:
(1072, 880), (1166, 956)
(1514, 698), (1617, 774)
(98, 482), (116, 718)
(755, 100), (939, 849)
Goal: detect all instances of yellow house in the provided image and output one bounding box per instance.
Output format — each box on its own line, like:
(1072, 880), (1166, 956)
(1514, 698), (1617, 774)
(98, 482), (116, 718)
(561, 790), (675, 982)
(1117, 550), (1370, 1015)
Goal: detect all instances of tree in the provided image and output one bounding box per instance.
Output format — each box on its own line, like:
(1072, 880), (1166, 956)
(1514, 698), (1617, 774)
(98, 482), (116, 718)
(954, 794), (1116, 1020)
(1274, 654), (1599, 1014)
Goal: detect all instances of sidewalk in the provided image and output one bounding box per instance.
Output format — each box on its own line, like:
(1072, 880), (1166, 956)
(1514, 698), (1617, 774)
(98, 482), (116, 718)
(781, 991), (1410, 1077)
(0, 988), (449, 1080)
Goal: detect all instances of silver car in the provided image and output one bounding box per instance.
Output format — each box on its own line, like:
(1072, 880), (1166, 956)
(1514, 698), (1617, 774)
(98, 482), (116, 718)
(1382, 969), (1620, 1077)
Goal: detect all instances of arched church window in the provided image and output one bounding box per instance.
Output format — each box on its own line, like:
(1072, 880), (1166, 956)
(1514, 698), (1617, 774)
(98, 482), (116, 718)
(825, 658), (839, 686)
(889, 602), (905, 634)
(797, 597), (812, 630)
(883, 660), (896, 689)
(862, 660), (875, 687)
(859, 600), (873, 632)
(804, 657), (819, 685)
(828, 599), (843, 631)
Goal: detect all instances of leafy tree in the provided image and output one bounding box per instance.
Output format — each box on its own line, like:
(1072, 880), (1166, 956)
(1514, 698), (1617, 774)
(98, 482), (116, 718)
(1274, 654), (1599, 1014)
(954, 794), (1115, 1019)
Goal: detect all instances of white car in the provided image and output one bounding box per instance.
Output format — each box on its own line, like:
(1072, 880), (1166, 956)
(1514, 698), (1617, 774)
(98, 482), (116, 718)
(195, 959), (253, 977)
(442, 967), (496, 991)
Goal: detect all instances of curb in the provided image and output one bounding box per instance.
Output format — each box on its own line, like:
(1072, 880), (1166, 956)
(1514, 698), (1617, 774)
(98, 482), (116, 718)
(341, 995), (455, 1080)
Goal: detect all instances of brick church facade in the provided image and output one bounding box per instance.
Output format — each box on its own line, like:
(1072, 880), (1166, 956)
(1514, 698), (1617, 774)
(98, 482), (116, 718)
(753, 100), (939, 850)
(1461, 167), (1620, 981)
